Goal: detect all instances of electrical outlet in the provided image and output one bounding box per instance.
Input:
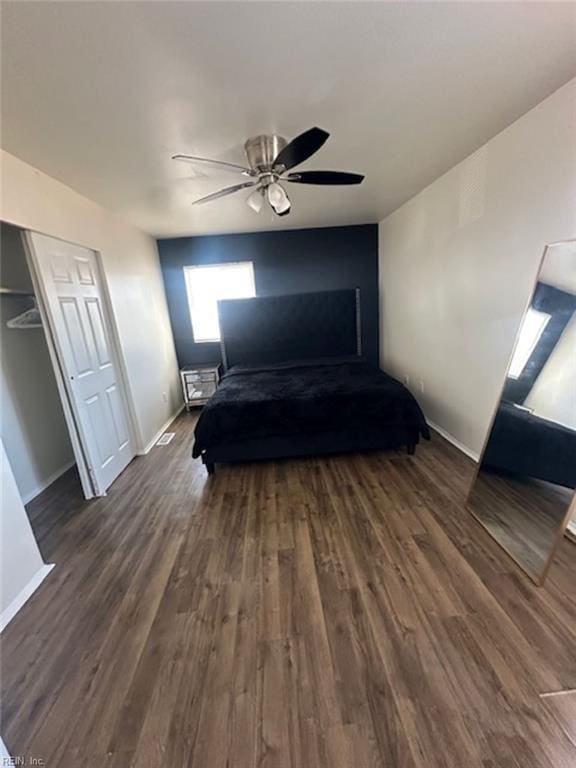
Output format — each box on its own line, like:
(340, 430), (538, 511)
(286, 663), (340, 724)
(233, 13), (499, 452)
(162, 392), (168, 403)
(417, 379), (425, 394)
(403, 374), (410, 387)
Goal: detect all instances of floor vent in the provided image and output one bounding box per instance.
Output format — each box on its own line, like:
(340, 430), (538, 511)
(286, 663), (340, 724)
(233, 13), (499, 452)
(156, 432), (175, 446)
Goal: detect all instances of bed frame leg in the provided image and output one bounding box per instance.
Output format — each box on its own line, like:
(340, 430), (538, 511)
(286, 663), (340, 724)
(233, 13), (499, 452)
(406, 444), (416, 456)
(205, 461), (215, 475)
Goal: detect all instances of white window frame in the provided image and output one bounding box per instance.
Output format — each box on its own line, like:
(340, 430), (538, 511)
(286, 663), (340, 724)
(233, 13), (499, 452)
(184, 261), (256, 343)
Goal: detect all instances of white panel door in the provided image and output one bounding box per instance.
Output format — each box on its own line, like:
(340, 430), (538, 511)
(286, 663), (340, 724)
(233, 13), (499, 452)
(28, 233), (134, 494)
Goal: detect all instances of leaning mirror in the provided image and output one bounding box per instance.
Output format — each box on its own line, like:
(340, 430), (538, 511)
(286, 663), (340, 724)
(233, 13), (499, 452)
(467, 241), (576, 585)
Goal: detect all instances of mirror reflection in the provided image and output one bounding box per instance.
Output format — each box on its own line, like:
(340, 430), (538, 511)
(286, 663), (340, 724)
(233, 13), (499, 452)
(467, 242), (576, 583)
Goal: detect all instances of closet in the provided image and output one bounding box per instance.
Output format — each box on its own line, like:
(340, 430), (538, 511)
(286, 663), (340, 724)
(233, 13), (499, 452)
(0, 223), (79, 514)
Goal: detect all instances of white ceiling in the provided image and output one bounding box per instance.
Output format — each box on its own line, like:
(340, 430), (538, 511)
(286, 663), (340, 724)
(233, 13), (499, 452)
(2, 2), (575, 238)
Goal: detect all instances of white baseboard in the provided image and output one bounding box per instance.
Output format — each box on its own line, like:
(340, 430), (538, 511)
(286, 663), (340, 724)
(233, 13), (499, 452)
(0, 563), (55, 633)
(21, 460), (76, 505)
(427, 420), (480, 463)
(566, 519), (576, 542)
(138, 404), (185, 455)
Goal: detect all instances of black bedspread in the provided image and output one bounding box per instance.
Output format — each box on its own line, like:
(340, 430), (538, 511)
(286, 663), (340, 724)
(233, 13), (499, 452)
(192, 359), (429, 457)
(484, 401), (576, 489)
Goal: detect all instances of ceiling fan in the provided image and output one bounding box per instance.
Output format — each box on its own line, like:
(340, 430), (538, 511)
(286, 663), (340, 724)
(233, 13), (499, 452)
(172, 127), (364, 217)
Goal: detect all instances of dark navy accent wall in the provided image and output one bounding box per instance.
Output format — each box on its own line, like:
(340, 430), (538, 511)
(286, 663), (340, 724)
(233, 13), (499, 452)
(157, 223), (379, 367)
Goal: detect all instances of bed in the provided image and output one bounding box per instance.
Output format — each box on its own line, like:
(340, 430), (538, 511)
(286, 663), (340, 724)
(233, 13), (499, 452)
(483, 401), (576, 489)
(192, 289), (429, 473)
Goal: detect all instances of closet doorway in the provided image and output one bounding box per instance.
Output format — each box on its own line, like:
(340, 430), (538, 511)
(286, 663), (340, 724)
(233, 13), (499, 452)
(1, 223), (136, 513)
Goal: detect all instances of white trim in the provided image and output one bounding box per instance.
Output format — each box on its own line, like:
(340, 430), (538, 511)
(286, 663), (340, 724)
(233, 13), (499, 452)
(20, 460), (76, 505)
(138, 404), (185, 455)
(565, 518), (576, 542)
(427, 420), (480, 462)
(0, 563), (54, 633)
(539, 688), (576, 698)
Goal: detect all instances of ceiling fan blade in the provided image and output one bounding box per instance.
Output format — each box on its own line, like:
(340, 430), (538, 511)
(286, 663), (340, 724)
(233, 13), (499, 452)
(273, 127), (329, 172)
(172, 154), (254, 175)
(191, 181), (258, 205)
(285, 171), (364, 185)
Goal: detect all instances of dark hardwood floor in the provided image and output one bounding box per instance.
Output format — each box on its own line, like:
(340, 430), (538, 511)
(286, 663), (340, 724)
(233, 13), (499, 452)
(2, 413), (575, 767)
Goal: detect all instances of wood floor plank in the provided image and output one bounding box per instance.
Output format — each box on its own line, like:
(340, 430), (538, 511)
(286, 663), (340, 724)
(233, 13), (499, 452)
(189, 581), (242, 768)
(258, 639), (292, 768)
(1, 415), (574, 767)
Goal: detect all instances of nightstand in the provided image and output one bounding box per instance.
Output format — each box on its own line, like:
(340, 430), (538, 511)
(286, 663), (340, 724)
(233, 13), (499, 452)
(180, 364), (221, 410)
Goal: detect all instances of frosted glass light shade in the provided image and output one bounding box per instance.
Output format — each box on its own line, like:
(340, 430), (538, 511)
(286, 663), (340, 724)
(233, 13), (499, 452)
(268, 182), (290, 213)
(246, 188), (264, 213)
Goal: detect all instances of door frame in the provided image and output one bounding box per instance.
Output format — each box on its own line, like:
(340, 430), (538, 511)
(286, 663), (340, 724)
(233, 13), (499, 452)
(21, 228), (138, 498)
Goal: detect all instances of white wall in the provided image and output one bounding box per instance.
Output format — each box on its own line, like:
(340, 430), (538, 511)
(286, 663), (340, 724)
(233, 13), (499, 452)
(0, 439), (51, 629)
(1, 224), (75, 502)
(0, 150), (181, 451)
(528, 241), (576, 432)
(379, 78), (576, 456)
(524, 313), (576, 430)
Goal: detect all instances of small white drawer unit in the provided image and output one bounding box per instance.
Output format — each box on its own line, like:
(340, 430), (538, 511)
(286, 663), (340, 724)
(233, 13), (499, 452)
(180, 364), (221, 409)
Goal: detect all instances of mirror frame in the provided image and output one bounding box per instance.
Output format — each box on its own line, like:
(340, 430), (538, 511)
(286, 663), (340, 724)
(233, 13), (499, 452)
(466, 239), (576, 586)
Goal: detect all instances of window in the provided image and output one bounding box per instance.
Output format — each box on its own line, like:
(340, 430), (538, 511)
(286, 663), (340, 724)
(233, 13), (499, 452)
(184, 262), (255, 343)
(508, 308), (551, 379)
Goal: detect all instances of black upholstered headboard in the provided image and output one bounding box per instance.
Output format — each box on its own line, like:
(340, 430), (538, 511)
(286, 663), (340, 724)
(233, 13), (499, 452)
(218, 288), (361, 370)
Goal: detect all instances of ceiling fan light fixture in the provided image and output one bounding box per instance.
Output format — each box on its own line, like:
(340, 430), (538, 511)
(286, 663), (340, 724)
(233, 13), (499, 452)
(273, 195), (291, 215)
(246, 187), (264, 213)
(267, 182), (290, 213)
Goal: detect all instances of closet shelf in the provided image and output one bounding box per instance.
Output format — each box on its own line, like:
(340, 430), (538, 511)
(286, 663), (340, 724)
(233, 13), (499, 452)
(2, 288), (42, 329)
(0, 287), (35, 297)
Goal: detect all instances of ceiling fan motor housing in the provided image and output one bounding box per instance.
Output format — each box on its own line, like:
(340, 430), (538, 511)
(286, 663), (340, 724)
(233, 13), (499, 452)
(244, 134), (287, 173)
